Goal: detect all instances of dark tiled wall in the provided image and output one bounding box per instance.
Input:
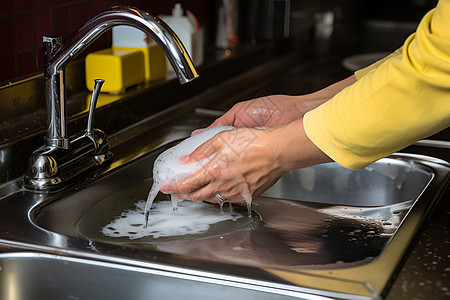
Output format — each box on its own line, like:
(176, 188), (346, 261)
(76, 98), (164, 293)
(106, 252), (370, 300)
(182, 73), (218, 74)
(0, 0), (212, 85)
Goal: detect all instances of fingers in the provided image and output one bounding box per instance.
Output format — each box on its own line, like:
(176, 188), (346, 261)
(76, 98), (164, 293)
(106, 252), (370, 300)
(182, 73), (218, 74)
(210, 104), (240, 127)
(161, 158), (250, 204)
(192, 100), (257, 137)
(191, 108), (237, 137)
(161, 160), (220, 194)
(202, 103), (241, 130)
(166, 132), (228, 194)
(182, 134), (223, 163)
(171, 179), (249, 204)
(208, 115), (234, 128)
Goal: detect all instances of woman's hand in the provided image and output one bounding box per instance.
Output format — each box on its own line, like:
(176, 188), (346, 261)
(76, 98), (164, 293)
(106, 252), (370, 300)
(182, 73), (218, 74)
(205, 94), (308, 129)
(161, 76), (355, 202)
(193, 75), (356, 134)
(161, 119), (332, 203)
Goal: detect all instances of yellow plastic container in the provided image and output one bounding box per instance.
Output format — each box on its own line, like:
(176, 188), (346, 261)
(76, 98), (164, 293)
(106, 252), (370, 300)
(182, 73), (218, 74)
(113, 43), (166, 82)
(85, 48), (145, 93)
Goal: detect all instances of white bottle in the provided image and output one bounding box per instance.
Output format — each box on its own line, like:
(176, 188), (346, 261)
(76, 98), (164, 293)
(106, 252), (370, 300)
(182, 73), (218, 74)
(162, 3), (195, 71)
(112, 25), (150, 48)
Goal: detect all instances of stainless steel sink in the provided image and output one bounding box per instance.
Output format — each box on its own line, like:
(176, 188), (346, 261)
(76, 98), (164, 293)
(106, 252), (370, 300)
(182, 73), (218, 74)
(0, 101), (448, 299)
(32, 154), (434, 268)
(0, 252), (300, 300)
(1, 46), (447, 299)
(262, 158), (433, 207)
(0, 82), (448, 300)
(19, 138), (448, 299)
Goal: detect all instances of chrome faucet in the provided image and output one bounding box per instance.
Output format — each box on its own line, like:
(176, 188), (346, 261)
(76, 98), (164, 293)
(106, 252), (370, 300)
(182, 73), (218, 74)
(24, 6), (199, 191)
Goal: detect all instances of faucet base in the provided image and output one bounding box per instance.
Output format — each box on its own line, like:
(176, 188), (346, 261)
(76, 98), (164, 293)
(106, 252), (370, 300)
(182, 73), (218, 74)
(45, 137), (70, 149)
(23, 130), (112, 192)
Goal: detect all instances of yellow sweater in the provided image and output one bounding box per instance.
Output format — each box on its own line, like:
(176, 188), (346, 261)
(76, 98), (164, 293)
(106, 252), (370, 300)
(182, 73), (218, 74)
(304, 0), (450, 169)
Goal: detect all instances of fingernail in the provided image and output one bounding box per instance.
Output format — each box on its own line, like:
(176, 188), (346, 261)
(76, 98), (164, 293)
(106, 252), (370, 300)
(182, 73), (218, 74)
(179, 155), (189, 163)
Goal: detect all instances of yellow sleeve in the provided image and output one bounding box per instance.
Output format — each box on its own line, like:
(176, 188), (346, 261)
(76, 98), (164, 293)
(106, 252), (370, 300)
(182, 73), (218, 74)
(304, 0), (450, 170)
(354, 47), (403, 80)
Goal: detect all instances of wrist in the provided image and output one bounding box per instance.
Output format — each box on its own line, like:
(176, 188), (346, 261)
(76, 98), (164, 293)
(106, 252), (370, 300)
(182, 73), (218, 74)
(269, 119), (332, 172)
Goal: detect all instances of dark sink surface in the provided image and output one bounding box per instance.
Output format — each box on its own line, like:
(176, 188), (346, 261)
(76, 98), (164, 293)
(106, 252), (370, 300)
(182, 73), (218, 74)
(33, 154), (435, 270)
(21, 131), (449, 300)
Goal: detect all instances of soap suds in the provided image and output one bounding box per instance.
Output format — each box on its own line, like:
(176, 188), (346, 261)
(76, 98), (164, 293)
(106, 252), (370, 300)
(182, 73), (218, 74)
(103, 200), (243, 240)
(144, 126), (255, 226)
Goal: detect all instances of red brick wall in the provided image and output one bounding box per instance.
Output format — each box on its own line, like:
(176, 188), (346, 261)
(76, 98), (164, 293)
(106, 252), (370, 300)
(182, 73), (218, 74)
(0, 0), (212, 85)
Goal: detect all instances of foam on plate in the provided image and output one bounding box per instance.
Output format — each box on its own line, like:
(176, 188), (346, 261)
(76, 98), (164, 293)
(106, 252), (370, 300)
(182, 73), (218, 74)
(103, 200), (243, 240)
(144, 126), (240, 225)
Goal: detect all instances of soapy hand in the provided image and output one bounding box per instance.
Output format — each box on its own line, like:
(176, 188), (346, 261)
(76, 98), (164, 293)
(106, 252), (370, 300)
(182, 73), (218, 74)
(161, 119), (331, 204)
(162, 126), (283, 203)
(159, 76), (356, 204)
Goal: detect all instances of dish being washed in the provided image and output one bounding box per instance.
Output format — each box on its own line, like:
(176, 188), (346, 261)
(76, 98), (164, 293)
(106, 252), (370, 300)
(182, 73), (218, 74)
(144, 126), (252, 226)
(78, 126), (271, 244)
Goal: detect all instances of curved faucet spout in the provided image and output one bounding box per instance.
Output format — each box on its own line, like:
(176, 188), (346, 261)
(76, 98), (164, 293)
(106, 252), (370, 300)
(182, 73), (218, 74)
(47, 6), (198, 83)
(25, 6), (200, 191)
(43, 6), (199, 149)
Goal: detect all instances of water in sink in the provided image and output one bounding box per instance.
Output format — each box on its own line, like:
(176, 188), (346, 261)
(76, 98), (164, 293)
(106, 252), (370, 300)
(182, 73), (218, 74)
(37, 156), (435, 268)
(76, 179), (262, 243)
(75, 176), (409, 268)
(102, 201), (242, 240)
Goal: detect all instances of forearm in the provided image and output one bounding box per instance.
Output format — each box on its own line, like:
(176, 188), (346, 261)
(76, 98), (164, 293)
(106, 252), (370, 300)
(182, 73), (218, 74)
(294, 75), (356, 113)
(268, 119), (332, 172)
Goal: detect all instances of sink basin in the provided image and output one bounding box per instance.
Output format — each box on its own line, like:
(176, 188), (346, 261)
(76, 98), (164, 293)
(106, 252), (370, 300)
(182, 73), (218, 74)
(0, 107), (448, 300)
(40, 156), (433, 269)
(261, 158), (432, 207)
(1, 49), (447, 300)
(0, 252), (299, 300)
(21, 138), (448, 299)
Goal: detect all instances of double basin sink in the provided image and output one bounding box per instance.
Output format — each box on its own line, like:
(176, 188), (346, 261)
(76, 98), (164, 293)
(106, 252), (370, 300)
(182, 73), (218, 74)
(1, 56), (449, 299)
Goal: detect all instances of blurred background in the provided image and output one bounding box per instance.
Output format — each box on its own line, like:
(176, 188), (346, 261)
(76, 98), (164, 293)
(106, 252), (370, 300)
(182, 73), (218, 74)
(0, 0), (438, 85)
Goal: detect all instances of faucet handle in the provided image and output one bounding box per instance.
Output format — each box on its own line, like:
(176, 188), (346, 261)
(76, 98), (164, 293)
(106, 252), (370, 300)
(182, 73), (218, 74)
(86, 79), (105, 134)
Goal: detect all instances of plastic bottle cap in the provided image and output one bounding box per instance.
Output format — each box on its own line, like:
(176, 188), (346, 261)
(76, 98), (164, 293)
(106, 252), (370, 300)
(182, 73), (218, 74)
(172, 3), (183, 17)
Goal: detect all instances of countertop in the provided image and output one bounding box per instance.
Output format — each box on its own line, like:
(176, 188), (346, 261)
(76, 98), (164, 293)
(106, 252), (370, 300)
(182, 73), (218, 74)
(386, 143), (450, 300)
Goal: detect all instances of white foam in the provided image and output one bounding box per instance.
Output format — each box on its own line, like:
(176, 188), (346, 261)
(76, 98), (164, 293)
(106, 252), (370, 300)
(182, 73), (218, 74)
(103, 200), (243, 240)
(144, 126), (236, 222)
